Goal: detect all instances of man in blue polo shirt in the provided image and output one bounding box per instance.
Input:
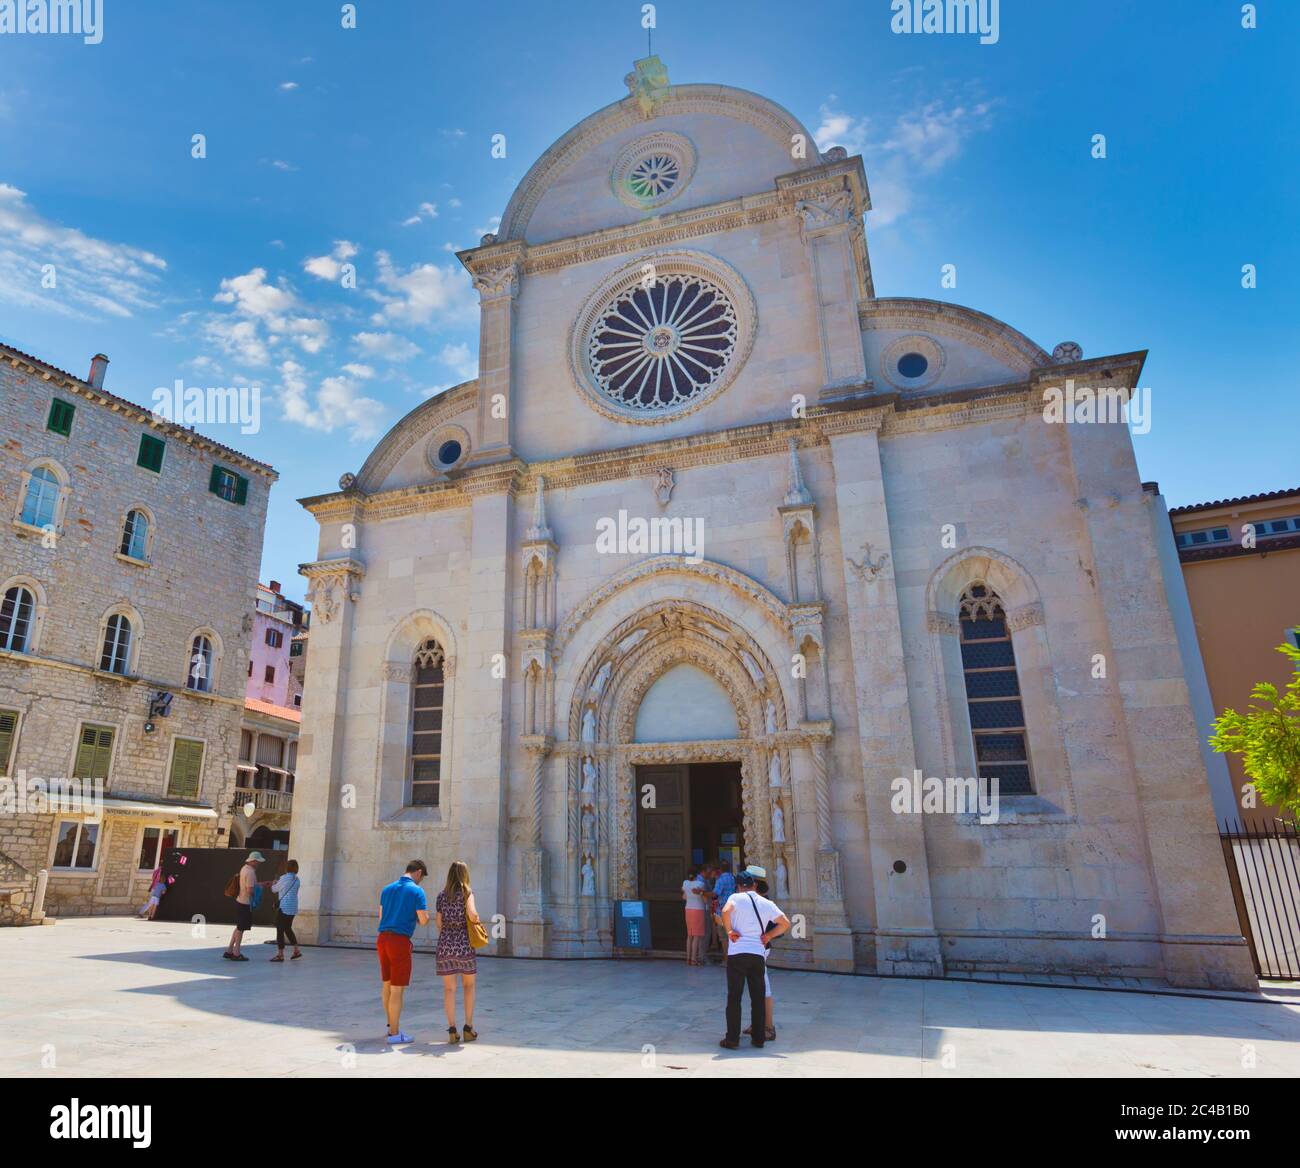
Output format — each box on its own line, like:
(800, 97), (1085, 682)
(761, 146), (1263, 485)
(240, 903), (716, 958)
(377, 860), (430, 1044)
(710, 860), (736, 962)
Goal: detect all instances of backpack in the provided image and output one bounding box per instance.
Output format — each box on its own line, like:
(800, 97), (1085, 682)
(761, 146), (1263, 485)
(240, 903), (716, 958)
(223, 873), (240, 899)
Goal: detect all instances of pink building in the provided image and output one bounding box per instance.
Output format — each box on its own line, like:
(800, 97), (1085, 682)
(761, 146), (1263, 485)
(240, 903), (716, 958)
(247, 580), (307, 709)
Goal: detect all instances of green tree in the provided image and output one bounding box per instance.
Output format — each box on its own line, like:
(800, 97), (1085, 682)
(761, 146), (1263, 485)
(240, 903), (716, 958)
(1209, 637), (1300, 819)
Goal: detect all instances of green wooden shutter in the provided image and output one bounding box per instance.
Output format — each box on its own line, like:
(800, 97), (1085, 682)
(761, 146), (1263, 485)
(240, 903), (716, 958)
(47, 399), (75, 436)
(168, 739), (204, 799)
(138, 434), (165, 472)
(0, 710), (17, 774)
(208, 464), (223, 496)
(234, 473), (248, 505)
(73, 726), (114, 780)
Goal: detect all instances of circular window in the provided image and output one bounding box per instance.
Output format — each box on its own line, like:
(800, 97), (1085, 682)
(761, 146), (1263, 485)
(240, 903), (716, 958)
(425, 425), (470, 474)
(437, 440), (462, 467)
(611, 132), (697, 210)
(587, 273), (738, 413)
(897, 352), (929, 379)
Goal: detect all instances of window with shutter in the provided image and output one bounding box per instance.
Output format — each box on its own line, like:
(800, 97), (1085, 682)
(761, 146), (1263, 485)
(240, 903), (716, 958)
(137, 434), (165, 473)
(72, 725), (115, 781)
(47, 398), (75, 436)
(167, 738), (205, 799)
(209, 465), (247, 504)
(0, 709), (17, 775)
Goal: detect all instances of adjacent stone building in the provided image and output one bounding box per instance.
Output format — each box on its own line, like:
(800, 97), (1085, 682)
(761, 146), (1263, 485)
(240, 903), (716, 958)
(289, 59), (1256, 989)
(0, 344), (275, 921)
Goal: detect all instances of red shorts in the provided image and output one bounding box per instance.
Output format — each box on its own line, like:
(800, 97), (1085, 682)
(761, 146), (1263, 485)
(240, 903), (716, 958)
(376, 932), (413, 986)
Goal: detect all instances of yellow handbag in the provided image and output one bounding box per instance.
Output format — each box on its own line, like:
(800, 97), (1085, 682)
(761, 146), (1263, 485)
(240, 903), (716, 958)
(467, 911), (489, 949)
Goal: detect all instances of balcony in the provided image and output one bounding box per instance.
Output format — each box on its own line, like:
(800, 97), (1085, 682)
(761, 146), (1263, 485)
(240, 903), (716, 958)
(232, 786), (293, 815)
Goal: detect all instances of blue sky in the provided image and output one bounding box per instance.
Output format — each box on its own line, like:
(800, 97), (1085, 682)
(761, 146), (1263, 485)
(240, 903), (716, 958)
(1, 1), (1294, 601)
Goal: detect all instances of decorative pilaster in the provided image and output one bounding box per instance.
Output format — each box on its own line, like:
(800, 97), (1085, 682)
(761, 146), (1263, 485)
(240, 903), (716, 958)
(463, 243), (524, 464)
(515, 734), (553, 955)
(806, 724), (853, 972)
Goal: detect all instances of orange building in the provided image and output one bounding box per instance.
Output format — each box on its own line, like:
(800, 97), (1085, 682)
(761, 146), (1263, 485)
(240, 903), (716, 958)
(1167, 487), (1300, 828)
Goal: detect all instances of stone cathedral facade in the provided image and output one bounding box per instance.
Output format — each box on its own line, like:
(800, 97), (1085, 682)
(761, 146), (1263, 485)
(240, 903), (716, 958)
(290, 60), (1254, 989)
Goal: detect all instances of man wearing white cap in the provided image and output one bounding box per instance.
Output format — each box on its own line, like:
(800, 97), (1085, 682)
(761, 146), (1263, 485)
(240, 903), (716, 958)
(719, 865), (789, 1049)
(223, 850), (265, 962)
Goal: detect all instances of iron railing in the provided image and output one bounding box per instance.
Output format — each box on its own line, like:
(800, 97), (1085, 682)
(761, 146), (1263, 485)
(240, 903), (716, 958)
(1220, 817), (1300, 980)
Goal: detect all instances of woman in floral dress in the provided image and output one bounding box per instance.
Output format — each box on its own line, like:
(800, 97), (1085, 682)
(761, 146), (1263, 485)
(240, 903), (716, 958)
(435, 860), (479, 1043)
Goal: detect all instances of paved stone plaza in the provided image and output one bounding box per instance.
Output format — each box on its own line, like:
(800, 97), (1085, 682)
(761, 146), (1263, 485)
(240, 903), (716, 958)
(2, 919), (1298, 1078)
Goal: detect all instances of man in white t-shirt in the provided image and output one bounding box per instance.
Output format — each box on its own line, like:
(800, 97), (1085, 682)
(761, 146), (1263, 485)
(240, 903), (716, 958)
(719, 868), (790, 1049)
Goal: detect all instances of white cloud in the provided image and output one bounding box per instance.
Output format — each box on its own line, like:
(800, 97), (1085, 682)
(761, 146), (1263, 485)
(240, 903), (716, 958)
(472, 216), (501, 240)
(303, 239), (358, 281)
(353, 330), (421, 362)
(210, 267), (329, 361)
(279, 81), (299, 91)
(214, 267), (297, 319)
(402, 201), (439, 227)
(279, 359), (385, 441)
(368, 250), (476, 328)
(0, 182), (166, 319)
(270, 159), (297, 172)
(341, 362), (375, 379)
(205, 316), (270, 366)
(812, 95), (996, 227)
(437, 341), (476, 381)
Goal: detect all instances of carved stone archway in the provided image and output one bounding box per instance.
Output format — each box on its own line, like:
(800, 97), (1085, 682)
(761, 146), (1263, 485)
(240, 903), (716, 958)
(564, 599), (795, 915)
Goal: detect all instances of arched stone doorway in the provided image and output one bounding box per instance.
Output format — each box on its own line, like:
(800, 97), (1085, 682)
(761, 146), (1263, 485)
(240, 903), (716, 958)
(562, 598), (794, 952)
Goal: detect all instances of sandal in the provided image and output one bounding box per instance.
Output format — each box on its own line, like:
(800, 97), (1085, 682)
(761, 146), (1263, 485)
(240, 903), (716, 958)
(447, 1026), (460, 1044)
(290, 951), (303, 960)
(463, 1024), (478, 1042)
(269, 955), (284, 963)
(766, 1026), (777, 1042)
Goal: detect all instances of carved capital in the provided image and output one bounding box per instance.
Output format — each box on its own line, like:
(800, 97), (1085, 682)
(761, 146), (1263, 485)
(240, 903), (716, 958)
(298, 557), (366, 624)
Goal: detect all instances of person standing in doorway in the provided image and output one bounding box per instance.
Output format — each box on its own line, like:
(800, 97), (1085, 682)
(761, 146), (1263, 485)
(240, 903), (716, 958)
(681, 866), (709, 965)
(377, 860), (430, 1045)
(222, 850), (264, 961)
(719, 868), (789, 1050)
(269, 859), (303, 962)
(710, 860), (735, 963)
(435, 860), (480, 1044)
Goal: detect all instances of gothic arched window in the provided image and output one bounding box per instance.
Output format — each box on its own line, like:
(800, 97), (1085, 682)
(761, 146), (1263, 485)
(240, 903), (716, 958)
(409, 639), (444, 807)
(0, 585), (35, 653)
(959, 584), (1033, 795)
(187, 633), (213, 692)
(100, 613), (133, 675)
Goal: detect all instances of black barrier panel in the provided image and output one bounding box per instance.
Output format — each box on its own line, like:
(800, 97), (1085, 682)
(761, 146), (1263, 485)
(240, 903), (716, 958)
(155, 848), (287, 927)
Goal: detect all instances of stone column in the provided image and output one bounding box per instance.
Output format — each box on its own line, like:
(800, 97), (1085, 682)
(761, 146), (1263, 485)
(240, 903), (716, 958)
(828, 422), (943, 976)
(292, 556), (366, 943)
(467, 250), (522, 464)
(458, 465), (522, 956)
(515, 734), (552, 956)
(805, 726), (853, 972)
(1052, 369), (1256, 990)
(796, 189), (869, 402)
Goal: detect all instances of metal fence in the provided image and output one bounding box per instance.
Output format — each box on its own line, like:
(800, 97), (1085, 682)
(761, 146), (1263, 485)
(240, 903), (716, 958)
(1220, 818), (1300, 980)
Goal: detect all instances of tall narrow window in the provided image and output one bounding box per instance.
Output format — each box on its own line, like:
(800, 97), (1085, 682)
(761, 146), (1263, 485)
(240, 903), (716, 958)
(959, 584), (1033, 795)
(20, 467), (61, 528)
(410, 639), (444, 807)
(73, 724), (115, 781)
(187, 634), (213, 692)
(100, 614), (133, 675)
(121, 509), (150, 560)
(47, 398), (76, 436)
(0, 586), (35, 653)
(0, 709), (18, 775)
(167, 738), (205, 799)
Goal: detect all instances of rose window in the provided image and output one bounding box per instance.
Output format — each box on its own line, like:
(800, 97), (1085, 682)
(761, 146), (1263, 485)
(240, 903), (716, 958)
(625, 152), (680, 202)
(586, 274), (739, 412)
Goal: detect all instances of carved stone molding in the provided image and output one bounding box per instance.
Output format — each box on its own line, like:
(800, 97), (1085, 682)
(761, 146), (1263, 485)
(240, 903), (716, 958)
(795, 190), (855, 245)
(1005, 601), (1046, 632)
(926, 610), (960, 636)
(298, 557), (366, 624)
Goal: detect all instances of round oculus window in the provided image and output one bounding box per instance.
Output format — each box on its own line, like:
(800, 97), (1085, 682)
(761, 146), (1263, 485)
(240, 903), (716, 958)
(611, 132), (697, 210)
(897, 352), (929, 379)
(586, 273), (739, 414)
(436, 439), (463, 467)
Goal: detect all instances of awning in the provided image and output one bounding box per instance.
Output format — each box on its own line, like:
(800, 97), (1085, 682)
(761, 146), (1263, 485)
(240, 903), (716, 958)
(100, 797), (217, 820)
(236, 763), (257, 772)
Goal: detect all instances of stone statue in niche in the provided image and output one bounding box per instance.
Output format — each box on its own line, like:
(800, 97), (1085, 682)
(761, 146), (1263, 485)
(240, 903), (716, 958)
(741, 652), (764, 685)
(771, 800), (786, 843)
(581, 805), (597, 847)
(581, 707), (597, 743)
(768, 751), (782, 787)
(588, 660), (612, 699)
(765, 700), (778, 736)
(776, 855), (789, 899)
(580, 856), (596, 897)
(581, 755), (597, 793)
(618, 628), (648, 655)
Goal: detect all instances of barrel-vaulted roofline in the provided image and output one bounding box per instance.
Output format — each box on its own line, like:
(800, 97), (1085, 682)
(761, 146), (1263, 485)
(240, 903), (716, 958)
(349, 379), (478, 493)
(864, 297), (1053, 370)
(498, 81), (823, 243)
